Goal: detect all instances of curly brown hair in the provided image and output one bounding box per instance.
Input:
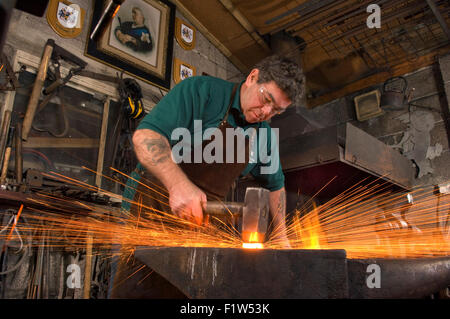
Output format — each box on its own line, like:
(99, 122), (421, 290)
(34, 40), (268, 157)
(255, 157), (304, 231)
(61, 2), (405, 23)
(254, 54), (305, 106)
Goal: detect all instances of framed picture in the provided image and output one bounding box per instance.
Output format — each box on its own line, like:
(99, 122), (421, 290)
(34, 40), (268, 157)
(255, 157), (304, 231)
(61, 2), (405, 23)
(175, 17), (195, 50)
(173, 58), (196, 84)
(85, 0), (175, 90)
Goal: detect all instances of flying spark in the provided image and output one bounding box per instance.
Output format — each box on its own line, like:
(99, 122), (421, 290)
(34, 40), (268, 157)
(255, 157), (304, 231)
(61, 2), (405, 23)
(1, 169), (449, 260)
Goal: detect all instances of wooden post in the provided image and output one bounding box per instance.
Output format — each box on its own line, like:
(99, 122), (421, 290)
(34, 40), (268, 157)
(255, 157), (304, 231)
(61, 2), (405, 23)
(83, 235), (93, 299)
(14, 122), (23, 184)
(0, 127), (14, 185)
(0, 110), (11, 168)
(95, 98), (110, 188)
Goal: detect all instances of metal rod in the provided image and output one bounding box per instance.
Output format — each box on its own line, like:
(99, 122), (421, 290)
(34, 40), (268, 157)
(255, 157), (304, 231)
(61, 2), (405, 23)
(90, 0), (124, 41)
(14, 123), (22, 185)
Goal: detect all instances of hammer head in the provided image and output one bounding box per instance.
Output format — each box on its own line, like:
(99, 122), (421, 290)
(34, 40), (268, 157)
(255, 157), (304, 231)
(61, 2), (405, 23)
(241, 187), (270, 243)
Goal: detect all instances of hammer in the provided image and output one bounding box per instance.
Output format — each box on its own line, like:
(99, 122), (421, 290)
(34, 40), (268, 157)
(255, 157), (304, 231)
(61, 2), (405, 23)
(205, 187), (270, 243)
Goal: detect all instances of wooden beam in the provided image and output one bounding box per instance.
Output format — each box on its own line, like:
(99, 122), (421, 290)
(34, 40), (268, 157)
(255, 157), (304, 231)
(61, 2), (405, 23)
(307, 45), (450, 108)
(83, 235), (93, 299)
(425, 0), (450, 41)
(95, 98), (110, 188)
(23, 138), (99, 148)
(218, 0), (271, 52)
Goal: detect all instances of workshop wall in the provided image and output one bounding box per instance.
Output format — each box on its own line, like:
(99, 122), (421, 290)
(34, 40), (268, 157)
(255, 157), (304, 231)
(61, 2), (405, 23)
(354, 62), (450, 188)
(273, 57), (450, 189)
(0, 0), (243, 114)
(0, 1), (243, 299)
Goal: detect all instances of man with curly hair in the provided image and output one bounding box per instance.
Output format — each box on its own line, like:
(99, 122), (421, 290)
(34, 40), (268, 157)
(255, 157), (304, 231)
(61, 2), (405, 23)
(110, 55), (305, 298)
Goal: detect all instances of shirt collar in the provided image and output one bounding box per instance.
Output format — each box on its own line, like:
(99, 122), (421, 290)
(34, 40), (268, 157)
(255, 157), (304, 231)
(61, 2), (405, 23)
(230, 81), (262, 127)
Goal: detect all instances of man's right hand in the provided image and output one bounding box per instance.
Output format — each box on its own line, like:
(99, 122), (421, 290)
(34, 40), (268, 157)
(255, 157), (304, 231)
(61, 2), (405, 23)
(133, 129), (207, 226)
(168, 179), (207, 226)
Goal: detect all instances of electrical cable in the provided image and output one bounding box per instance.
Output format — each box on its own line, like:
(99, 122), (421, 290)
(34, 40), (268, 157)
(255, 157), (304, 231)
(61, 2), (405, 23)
(0, 219), (23, 252)
(0, 212), (32, 275)
(0, 245), (29, 275)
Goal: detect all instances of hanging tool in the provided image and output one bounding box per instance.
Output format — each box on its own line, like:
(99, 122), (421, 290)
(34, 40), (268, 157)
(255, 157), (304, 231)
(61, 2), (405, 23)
(118, 77), (145, 120)
(0, 126), (15, 186)
(42, 42), (87, 96)
(380, 76), (413, 111)
(22, 39), (55, 141)
(30, 40), (87, 138)
(90, 0), (124, 41)
(22, 39), (88, 140)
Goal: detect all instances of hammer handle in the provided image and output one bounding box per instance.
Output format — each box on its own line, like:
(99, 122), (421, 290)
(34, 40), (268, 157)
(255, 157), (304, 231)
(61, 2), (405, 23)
(204, 201), (243, 217)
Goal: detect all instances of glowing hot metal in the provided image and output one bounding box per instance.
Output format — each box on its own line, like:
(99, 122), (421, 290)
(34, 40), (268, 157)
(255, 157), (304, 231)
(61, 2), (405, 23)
(242, 231), (264, 249)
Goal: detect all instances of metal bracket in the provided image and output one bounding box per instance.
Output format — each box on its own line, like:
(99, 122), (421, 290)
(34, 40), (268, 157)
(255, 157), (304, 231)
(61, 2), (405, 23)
(0, 52), (19, 91)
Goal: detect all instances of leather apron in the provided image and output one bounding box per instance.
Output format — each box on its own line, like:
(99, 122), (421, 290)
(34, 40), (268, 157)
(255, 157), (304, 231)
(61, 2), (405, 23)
(110, 84), (250, 298)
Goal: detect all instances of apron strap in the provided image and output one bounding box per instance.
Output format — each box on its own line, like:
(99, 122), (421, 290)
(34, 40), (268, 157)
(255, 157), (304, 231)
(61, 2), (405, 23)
(221, 83), (238, 125)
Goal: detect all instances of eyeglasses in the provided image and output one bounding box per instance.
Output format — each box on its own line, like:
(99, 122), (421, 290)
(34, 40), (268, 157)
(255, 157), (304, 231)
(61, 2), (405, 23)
(258, 86), (286, 115)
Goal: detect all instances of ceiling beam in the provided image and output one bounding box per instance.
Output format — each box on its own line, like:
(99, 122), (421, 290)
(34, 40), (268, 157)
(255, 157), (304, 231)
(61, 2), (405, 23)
(425, 0), (450, 41)
(218, 0), (270, 52)
(173, 0), (271, 74)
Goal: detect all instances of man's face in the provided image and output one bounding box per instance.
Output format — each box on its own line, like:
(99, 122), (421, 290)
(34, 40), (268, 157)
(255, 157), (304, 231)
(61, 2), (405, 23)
(132, 9), (145, 25)
(240, 69), (292, 123)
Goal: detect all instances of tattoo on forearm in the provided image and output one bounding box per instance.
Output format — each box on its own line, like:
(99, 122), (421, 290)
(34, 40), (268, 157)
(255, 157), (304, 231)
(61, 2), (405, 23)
(143, 137), (171, 166)
(277, 189), (286, 215)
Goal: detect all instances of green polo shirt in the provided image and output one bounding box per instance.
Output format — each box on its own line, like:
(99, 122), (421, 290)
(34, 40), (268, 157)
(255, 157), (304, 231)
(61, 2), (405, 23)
(124, 76), (284, 208)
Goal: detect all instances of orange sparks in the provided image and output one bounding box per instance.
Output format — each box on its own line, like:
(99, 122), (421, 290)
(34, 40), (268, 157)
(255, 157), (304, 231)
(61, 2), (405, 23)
(0, 168), (448, 260)
(6, 204), (24, 242)
(112, 5), (121, 18)
(2, 204), (24, 252)
(270, 180), (450, 258)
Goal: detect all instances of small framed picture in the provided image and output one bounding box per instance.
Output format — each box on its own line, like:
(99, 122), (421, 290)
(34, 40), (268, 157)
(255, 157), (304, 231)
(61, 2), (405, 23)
(173, 58), (196, 84)
(175, 17), (195, 50)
